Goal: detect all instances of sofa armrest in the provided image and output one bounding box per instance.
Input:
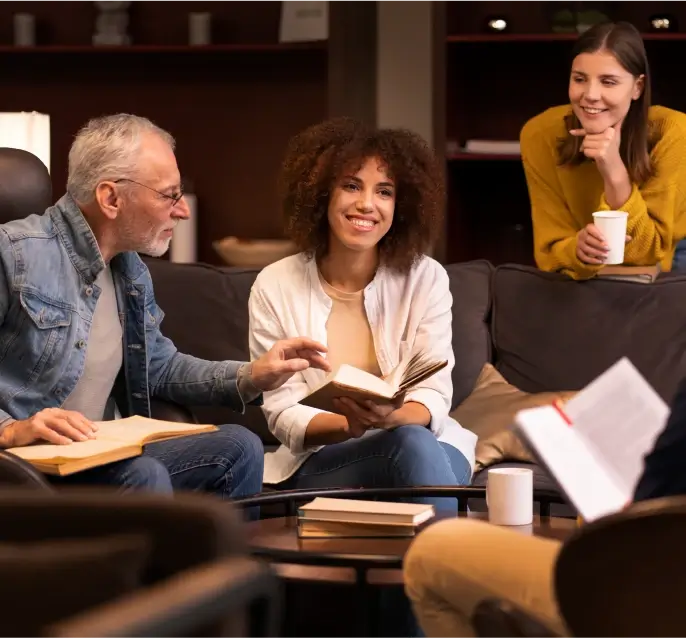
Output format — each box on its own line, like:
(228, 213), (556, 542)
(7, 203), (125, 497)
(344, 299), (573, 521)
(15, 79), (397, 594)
(472, 598), (561, 637)
(150, 398), (198, 424)
(47, 556), (280, 637)
(0, 451), (54, 491)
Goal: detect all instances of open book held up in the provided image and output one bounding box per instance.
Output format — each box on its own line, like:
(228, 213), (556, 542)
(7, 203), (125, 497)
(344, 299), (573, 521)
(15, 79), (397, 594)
(7, 416), (218, 476)
(299, 351), (447, 414)
(513, 357), (669, 523)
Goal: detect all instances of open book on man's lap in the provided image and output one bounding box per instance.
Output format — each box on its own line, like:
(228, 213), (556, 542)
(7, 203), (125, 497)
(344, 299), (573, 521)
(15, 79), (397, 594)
(7, 416), (218, 476)
(300, 350), (447, 414)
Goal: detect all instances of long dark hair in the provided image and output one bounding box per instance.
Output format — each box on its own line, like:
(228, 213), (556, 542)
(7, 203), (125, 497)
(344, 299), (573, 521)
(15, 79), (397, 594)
(558, 21), (655, 185)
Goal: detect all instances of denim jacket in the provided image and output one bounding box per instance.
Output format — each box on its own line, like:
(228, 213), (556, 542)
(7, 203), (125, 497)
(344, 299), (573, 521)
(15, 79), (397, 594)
(0, 193), (252, 427)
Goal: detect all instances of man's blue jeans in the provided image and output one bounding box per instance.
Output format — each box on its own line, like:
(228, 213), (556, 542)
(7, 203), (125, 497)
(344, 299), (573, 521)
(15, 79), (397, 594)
(48, 424), (264, 517)
(279, 425), (473, 513)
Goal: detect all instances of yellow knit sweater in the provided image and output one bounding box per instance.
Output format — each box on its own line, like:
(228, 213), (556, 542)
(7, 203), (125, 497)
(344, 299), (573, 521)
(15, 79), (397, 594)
(520, 104), (686, 279)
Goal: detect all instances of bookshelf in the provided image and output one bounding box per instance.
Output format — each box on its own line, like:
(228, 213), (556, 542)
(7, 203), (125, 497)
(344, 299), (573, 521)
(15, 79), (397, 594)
(443, 1), (686, 266)
(0, 1), (329, 265)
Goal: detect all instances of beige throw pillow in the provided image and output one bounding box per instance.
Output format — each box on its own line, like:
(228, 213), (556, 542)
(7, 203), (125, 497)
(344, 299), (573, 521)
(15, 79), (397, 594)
(451, 363), (577, 471)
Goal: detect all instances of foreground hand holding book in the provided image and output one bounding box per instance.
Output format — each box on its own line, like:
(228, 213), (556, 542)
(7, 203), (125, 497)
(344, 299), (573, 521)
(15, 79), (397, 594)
(297, 496), (435, 538)
(7, 416), (218, 476)
(513, 357), (669, 523)
(299, 350), (447, 414)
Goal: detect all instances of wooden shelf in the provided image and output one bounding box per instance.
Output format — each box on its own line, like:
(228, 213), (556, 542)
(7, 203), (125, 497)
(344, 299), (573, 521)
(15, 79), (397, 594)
(0, 42), (327, 54)
(447, 152), (521, 161)
(447, 32), (686, 43)
(0, 1), (330, 266)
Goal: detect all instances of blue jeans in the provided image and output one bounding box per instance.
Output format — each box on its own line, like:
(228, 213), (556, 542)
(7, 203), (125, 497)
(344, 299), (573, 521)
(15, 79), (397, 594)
(48, 424), (264, 518)
(673, 239), (686, 272)
(282, 425), (465, 637)
(280, 425), (472, 514)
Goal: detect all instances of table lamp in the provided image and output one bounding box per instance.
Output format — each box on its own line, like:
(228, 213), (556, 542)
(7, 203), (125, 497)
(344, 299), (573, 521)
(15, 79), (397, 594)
(0, 112), (50, 174)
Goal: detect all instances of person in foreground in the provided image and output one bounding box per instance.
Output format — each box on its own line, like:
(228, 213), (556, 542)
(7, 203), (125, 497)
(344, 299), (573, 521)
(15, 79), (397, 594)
(402, 374), (686, 637)
(0, 113), (330, 506)
(248, 116), (477, 512)
(521, 21), (686, 280)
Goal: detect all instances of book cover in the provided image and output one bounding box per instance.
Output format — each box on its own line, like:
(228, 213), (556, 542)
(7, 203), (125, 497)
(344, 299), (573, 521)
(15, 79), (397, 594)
(300, 351), (447, 414)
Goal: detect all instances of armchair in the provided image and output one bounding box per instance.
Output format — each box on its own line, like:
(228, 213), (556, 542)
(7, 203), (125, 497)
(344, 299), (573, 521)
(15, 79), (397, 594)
(50, 555), (280, 637)
(473, 495), (686, 637)
(0, 488), (281, 636)
(0, 147), (52, 222)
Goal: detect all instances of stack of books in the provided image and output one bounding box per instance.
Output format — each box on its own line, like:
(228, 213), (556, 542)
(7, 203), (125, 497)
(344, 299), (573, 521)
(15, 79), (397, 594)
(296, 497), (436, 538)
(596, 264), (661, 284)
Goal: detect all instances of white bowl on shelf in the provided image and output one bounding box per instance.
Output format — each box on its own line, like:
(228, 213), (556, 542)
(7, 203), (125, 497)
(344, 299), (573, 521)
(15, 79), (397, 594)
(213, 236), (298, 268)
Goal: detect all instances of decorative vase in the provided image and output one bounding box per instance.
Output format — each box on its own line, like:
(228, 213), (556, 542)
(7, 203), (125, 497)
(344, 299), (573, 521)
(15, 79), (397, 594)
(93, 1), (131, 46)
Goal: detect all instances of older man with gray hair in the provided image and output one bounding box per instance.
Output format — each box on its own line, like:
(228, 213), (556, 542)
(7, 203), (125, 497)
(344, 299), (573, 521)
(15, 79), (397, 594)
(0, 113), (330, 504)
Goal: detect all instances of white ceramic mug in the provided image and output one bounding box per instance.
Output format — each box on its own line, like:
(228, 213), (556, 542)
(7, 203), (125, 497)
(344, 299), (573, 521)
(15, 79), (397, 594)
(486, 467), (534, 526)
(592, 210), (628, 265)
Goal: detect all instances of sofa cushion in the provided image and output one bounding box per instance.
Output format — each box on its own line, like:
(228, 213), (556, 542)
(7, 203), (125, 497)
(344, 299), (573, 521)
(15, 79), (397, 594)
(452, 363), (576, 471)
(144, 258), (276, 444)
(491, 265), (686, 405)
(444, 260), (494, 409)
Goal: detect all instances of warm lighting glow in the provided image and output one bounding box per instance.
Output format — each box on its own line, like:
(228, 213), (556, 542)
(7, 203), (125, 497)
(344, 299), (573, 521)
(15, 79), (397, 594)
(0, 112), (50, 173)
(488, 19), (508, 32)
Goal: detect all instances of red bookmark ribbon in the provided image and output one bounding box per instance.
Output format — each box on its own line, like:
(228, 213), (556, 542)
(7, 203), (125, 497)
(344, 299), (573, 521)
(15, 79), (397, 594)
(552, 399), (573, 426)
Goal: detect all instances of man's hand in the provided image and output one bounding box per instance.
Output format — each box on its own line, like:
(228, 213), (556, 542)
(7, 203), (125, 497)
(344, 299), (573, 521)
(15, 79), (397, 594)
(250, 337), (331, 392)
(0, 408), (98, 448)
(333, 397), (398, 438)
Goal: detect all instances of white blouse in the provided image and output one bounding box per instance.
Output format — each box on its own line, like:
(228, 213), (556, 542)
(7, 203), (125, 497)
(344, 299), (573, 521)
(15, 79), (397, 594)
(248, 252), (478, 485)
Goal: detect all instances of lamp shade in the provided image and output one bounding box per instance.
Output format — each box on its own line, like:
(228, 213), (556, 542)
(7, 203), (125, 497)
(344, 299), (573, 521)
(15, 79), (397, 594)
(0, 112), (50, 174)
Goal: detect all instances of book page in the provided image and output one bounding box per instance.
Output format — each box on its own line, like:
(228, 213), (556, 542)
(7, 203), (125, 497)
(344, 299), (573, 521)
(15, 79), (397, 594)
(332, 365), (394, 398)
(8, 438), (124, 462)
(514, 405), (630, 522)
(383, 350), (447, 393)
(93, 416), (217, 445)
(564, 358), (669, 495)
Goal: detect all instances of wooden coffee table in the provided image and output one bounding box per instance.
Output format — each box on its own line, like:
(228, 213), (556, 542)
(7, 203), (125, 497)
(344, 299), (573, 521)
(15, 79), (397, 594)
(246, 510), (577, 584)
(235, 486), (572, 636)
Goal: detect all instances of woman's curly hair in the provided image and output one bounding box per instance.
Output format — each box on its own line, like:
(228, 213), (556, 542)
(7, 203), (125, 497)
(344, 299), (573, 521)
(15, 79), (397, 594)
(278, 117), (445, 273)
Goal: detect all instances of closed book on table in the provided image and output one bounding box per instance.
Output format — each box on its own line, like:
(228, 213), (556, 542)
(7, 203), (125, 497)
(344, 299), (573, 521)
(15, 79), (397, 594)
(297, 497), (435, 526)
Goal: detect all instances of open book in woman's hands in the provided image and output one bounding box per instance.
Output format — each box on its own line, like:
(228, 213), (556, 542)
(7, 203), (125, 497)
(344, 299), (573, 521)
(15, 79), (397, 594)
(299, 351), (447, 414)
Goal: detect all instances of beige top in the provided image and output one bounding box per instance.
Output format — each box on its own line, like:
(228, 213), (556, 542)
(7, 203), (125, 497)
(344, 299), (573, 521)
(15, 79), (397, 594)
(318, 272), (382, 377)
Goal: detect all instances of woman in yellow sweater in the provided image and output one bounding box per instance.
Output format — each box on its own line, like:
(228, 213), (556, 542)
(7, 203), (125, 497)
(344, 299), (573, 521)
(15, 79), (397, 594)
(521, 21), (686, 280)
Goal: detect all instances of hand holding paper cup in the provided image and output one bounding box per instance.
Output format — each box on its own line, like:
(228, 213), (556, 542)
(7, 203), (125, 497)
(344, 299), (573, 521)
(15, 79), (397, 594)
(486, 467), (534, 526)
(592, 211), (629, 265)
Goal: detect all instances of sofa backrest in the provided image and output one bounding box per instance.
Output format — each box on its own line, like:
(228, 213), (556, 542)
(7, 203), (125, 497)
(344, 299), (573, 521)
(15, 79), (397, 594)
(144, 257), (495, 444)
(143, 258), (274, 443)
(444, 260), (494, 408)
(491, 264), (686, 405)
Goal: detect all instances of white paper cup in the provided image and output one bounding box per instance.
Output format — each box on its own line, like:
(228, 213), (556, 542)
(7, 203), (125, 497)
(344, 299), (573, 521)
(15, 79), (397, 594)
(592, 211), (628, 265)
(486, 468), (534, 526)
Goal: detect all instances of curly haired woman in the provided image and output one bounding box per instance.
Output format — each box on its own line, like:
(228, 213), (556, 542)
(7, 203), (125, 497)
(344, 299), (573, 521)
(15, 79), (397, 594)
(248, 117), (477, 510)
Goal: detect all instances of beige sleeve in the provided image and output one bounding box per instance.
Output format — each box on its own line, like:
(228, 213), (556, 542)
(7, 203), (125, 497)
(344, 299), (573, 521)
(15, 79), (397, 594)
(403, 518), (569, 637)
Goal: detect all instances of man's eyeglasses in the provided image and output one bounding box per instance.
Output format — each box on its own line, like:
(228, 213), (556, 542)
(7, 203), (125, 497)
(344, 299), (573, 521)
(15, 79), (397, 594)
(113, 178), (185, 206)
